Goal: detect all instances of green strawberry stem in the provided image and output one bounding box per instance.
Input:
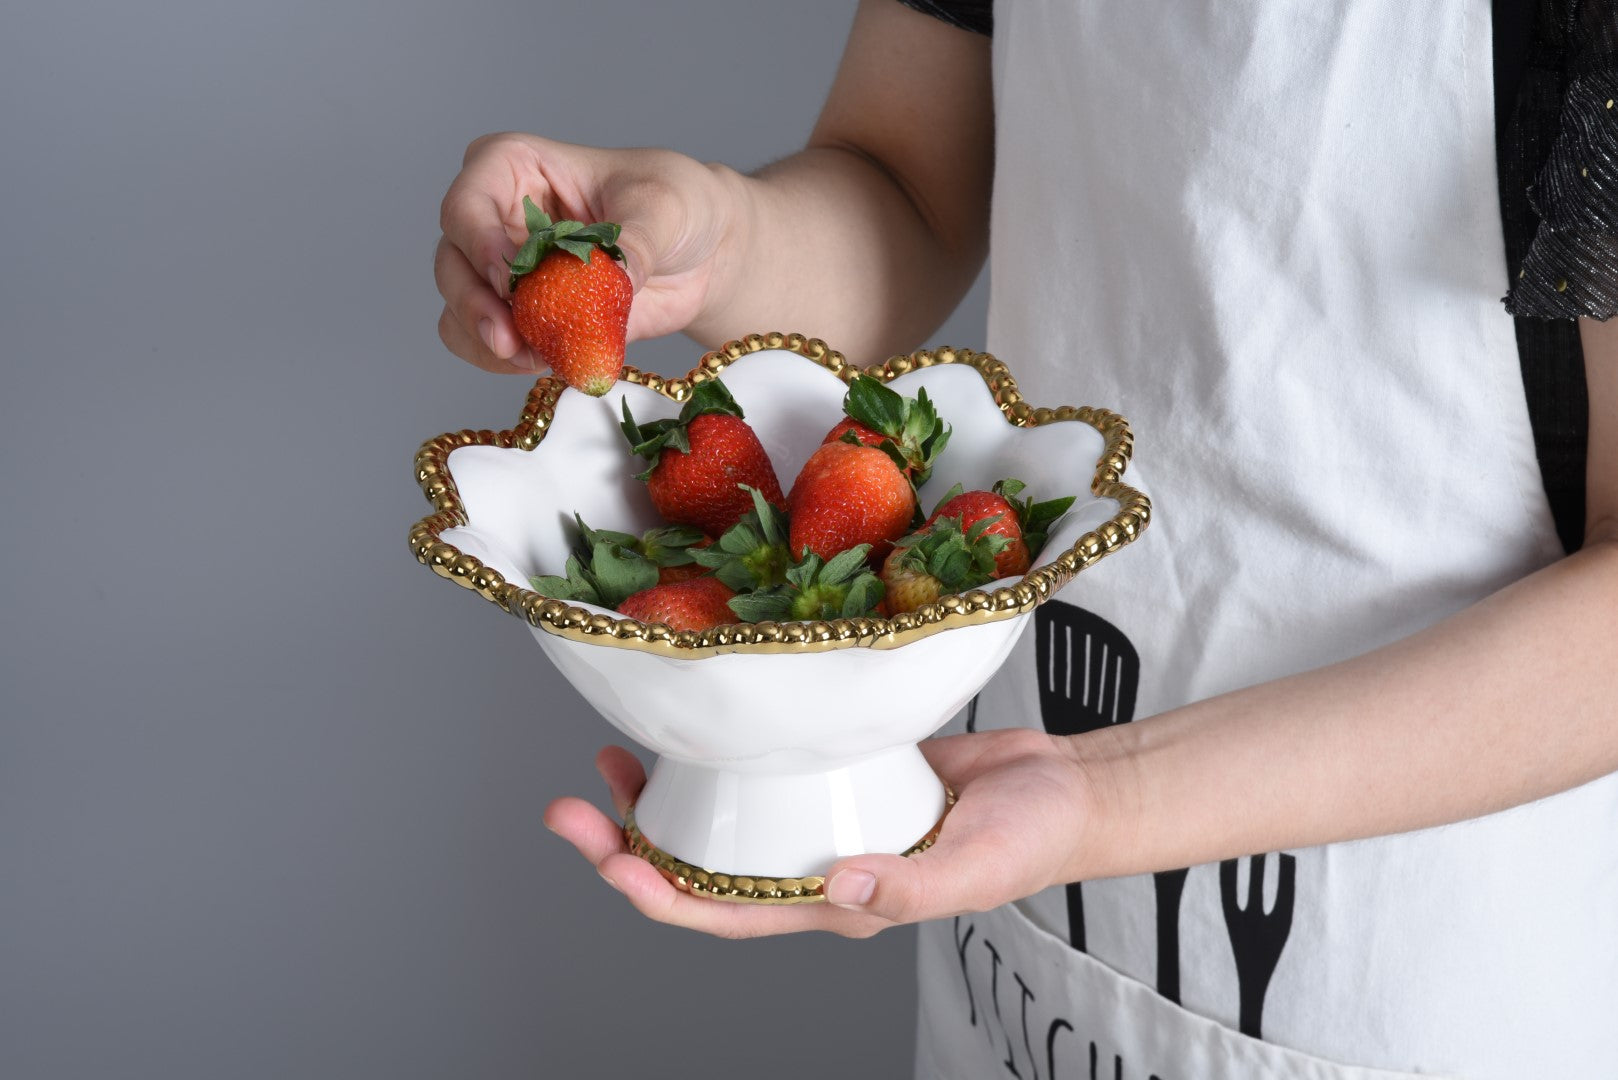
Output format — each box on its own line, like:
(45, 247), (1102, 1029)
(841, 374), (952, 487)
(990, 478), (1078, 559)
(529, 515), (703, 607)
(619, 378), (747, 478)
(727, 544), (885, 622)
(688, 485), (792, 591)
(507, 195), (625, 291)
(894, 514), (1012, 592)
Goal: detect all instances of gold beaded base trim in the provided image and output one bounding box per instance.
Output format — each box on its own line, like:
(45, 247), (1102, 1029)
(622, 787), (957, 904)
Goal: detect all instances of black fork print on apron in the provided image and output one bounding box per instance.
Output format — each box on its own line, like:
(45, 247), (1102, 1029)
(1219, 852), (1297, 1039)
(1033, 602), (1193, 990)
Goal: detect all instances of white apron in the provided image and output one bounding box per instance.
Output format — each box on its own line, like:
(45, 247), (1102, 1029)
(915, 1), (1618, 1077)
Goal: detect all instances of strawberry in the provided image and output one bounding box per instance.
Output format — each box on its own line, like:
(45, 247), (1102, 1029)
(787, 436), (915, 563)
(925, 478), (1078, 578)
(507, 196), (631, 396)
(621, 379), (785, 536)
(617, 576), (737, 632)
(821, 375), (951, 485)
(727, 545), (886, 623)
(880, 515), (1013, 615)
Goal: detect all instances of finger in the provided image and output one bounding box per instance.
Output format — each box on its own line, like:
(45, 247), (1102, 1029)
(594, 745), (647, 819)
(439, 157), (529, 300)
(438, 303), (540, 375)
(434, 237), (539, 369)
(543, 795), (628, 864)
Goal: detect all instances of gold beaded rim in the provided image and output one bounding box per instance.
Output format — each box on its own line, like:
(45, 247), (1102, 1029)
(622, 787), (957, 904)
(408, 331), (1151, 658)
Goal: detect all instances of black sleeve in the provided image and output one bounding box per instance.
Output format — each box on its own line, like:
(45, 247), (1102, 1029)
(895, 0), (992, 37)
(1504, 0), (1618, 320)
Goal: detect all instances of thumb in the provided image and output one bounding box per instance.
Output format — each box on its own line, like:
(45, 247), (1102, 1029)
(612, 219), (656, 295)
(822, 833), (1006, 924)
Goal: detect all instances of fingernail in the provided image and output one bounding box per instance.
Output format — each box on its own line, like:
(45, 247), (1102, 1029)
(826, 869), (876, 908)
(513, 347), (543, 373)
(478, 318), (496, 353)
(598, 870), (619, 891)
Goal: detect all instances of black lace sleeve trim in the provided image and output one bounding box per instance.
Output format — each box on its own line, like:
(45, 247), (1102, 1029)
(895, 0), (992, 37)
(1505, 0), (1618, 320)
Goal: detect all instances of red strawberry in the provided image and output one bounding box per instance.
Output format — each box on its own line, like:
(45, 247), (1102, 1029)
(820, 375), (950, 484)
(823, 418), (886, 450)
(507, 197), (631, 396)
(880, 515), (1012, 615)
(621, 379), (785, 536)
(926, 479), (1078, 578)
(616, 576), (736, 632)
(787, 437), (915, 562)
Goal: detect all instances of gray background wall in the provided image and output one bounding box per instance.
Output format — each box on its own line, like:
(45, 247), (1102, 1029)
(0, 1), (986, 1077)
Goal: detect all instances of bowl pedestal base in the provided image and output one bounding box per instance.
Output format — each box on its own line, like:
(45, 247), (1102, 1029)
(623, 744), (953, 904)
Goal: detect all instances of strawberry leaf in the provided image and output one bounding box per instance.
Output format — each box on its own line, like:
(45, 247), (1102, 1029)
(507, 198), (627, 286)
(991, 477), (1078, 560)
(894, 515), (1009, 591)
(640, 525), (707, 567)
(522, 196), (551, 234)
(728, 590), (795, 623)
(844, 375), (908, 436)
(837, 375), (951, 487)
(842, 574), (885, 617)
(619, 379), (744, 467)
(688, 484), (790, 591)
(926, 483), (965, 520)
(529, 553), (604, 606)
(555, 238), (595, 263)
(575, 513), (640, 554)
(588, 542), (659, 607)
(820, 544), (873, 586)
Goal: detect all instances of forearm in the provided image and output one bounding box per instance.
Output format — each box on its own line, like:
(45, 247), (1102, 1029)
(1064, 316), (1618, 881)
(685, 147), (984, 362)
(1069, 535), (1618, 881)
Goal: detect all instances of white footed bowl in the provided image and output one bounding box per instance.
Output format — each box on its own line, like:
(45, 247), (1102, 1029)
(410, 335), (1149, 901)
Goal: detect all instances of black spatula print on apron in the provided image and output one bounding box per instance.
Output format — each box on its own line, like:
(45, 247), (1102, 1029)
(1034, 602), (1195, 997)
